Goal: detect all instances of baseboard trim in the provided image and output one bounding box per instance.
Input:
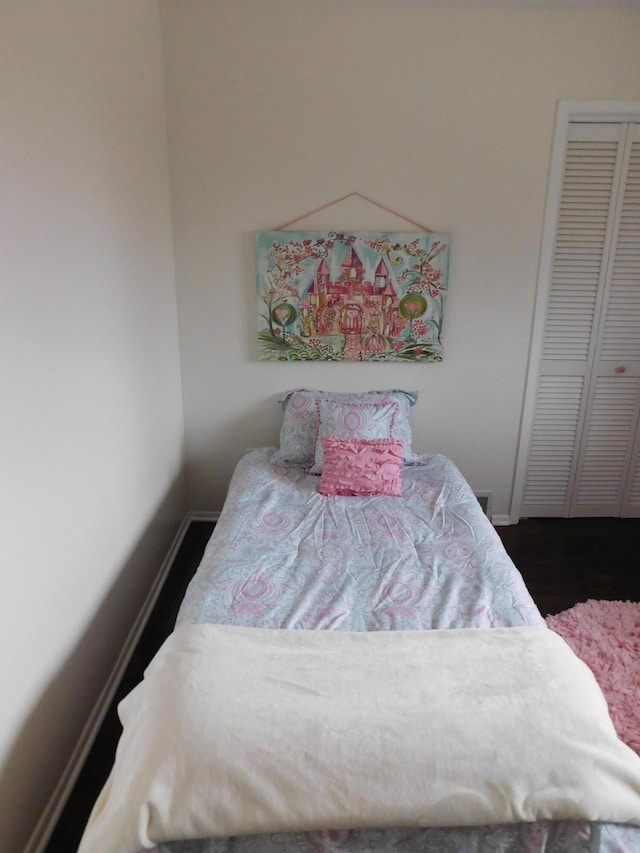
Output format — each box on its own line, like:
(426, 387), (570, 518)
(26, 511), (211, 853)
(492, 514), (512, 527)
(187, 510), (220, 522)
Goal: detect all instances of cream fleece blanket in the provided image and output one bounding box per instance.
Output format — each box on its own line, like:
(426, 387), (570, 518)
(79, 624), (640, 853)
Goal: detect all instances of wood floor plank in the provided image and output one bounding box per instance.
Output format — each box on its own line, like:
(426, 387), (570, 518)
(497, 518), (640, 617)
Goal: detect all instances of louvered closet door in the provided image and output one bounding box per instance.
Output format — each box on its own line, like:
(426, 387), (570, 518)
(618, 124), (640, 517)
(521, 122), (636, 517)
(574, 123), (640, 517)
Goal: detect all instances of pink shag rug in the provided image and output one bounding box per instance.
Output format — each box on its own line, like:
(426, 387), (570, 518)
(546, 599), (640, 755)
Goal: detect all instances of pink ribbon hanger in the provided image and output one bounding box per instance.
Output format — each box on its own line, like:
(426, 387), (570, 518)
(274, 192), (432, 232)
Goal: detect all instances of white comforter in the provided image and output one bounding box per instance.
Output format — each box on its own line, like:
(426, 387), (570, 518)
(79, 624), (640, 853)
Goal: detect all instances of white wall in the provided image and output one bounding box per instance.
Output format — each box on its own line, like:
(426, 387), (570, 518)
(3, 3), (639, 848)
(0, 3), (186, 851)
(160, 1), (640, 518)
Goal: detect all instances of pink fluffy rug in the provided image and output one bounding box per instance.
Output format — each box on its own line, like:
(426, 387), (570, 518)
(546, 599), (640, 755)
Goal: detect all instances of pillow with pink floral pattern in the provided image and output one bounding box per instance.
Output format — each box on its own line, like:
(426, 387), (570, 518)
(311, 397), (403, 474)
(318, 437), (404, 497)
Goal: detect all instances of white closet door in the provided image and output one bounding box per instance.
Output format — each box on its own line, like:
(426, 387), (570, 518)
(572, 375), (640, 514)
(572, 124), (640, 516)
(627, 445), (640, 515)
(612, 123), (640, 517)
(521, 123), (627, 516)
(619, 125), (640, 517)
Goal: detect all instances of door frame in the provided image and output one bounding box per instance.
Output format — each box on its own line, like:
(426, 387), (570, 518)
(510, 100), (640, 524)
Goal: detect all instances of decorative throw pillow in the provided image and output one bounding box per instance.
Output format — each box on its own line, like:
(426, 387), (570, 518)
(270, 389), (419, 468)
(310, 398), (401, 474)
(318, 437), (404, 497)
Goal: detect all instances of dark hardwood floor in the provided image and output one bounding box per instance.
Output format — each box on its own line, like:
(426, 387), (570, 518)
(44, 520), (216, 853)
(44, 517), (640, 852)
(497, 517), (640, 617)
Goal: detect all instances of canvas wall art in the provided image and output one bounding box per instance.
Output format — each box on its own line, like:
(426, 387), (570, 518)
(256, 230), (450, 362)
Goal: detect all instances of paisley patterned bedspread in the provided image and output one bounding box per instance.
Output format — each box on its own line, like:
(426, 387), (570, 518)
(177, 448), (543, 632)
(151, 448), (638, 853)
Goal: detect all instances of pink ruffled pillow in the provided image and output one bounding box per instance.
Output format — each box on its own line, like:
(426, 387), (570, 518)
(318, 437), (404, 497)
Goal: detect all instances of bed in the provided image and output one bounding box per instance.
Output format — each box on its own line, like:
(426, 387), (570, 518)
(78, 390), (640, 853)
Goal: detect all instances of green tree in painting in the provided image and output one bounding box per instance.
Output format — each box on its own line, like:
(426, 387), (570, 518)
(395, 239), (449, 341)
(259, 280), (300, 340)
(398, 292), (427, 342)
(270, 301), (297, 344)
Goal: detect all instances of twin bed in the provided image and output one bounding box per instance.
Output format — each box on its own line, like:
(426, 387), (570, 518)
(79, 390), (640, 853)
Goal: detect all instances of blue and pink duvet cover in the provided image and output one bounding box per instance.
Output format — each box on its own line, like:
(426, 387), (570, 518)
(152, 448), (638, 853)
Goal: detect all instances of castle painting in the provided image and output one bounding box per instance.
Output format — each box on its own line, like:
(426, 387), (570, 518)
(256, 230), (450, 362)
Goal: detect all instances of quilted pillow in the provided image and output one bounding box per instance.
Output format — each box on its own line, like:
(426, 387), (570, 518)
(311, 398), (404, 474)
(270, 389), (419, 468)
(318, 437), (404, 497)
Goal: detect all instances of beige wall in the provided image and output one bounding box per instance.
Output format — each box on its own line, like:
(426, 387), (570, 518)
(160, 1), (640, 519)
(0, 3), (186, 851)
(3, 2), (640, 850)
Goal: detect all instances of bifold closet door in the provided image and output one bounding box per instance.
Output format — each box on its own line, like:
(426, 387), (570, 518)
(579, 121), (640, 517)
(521, 122), (640, 518)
